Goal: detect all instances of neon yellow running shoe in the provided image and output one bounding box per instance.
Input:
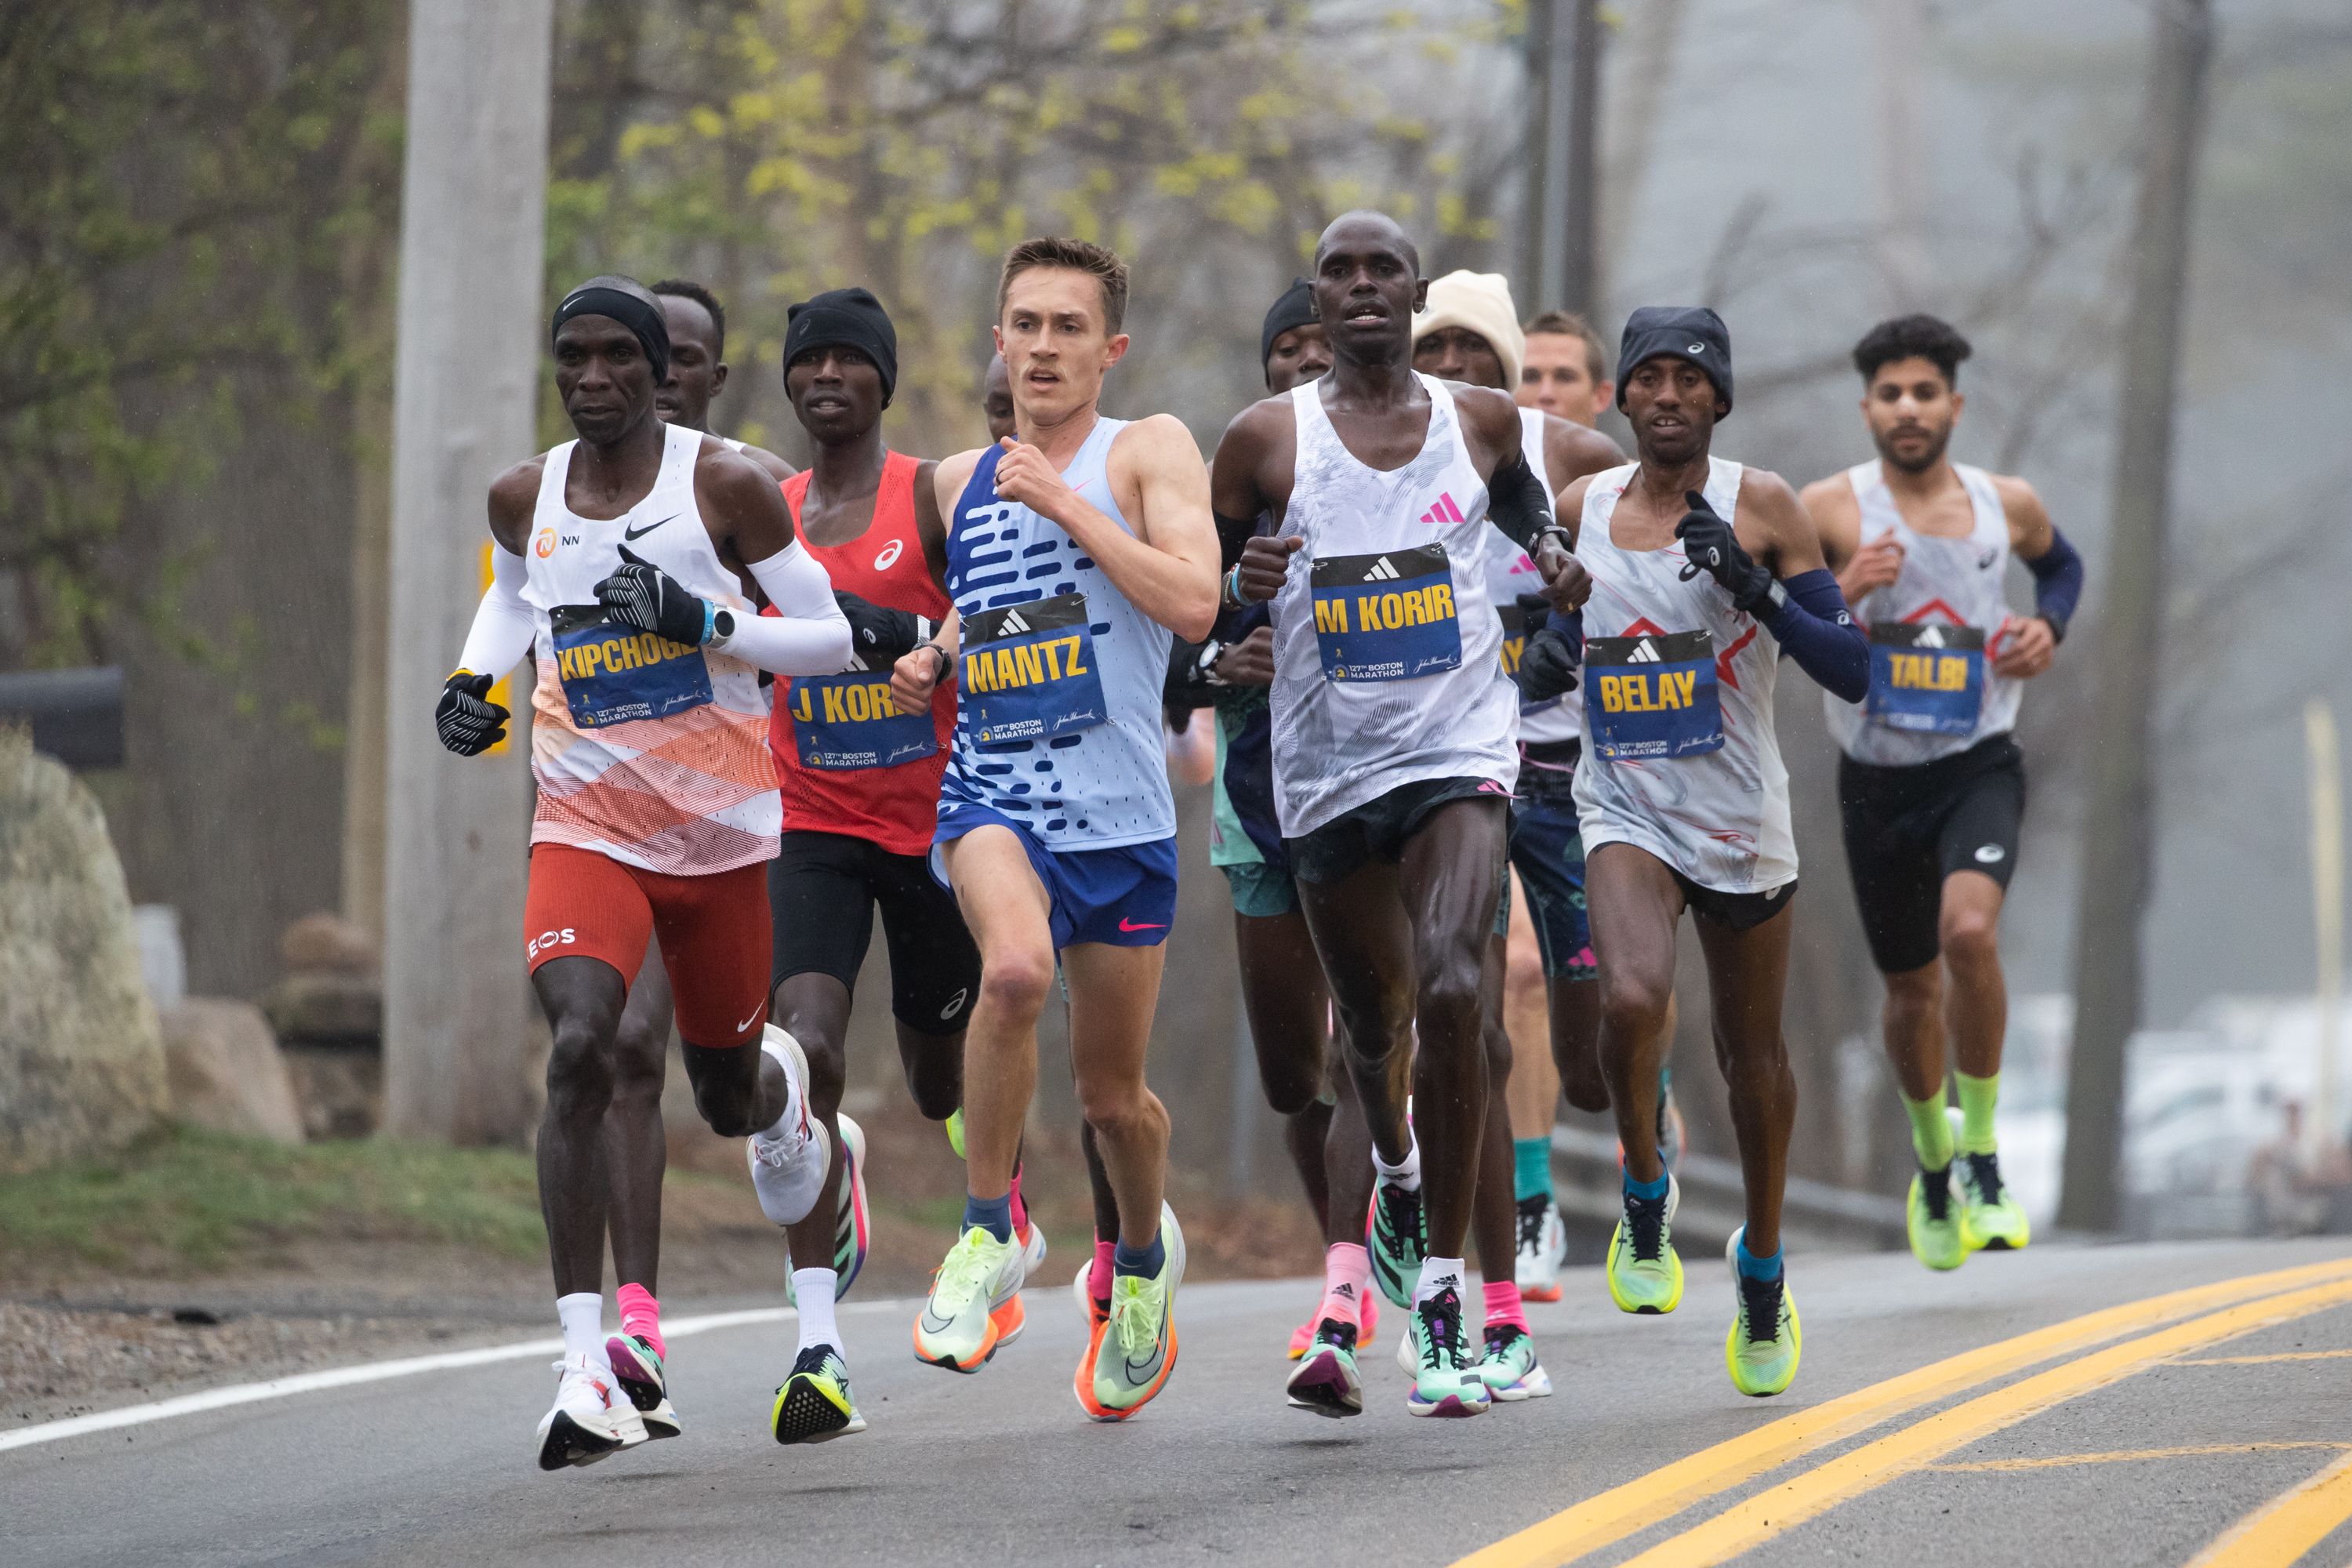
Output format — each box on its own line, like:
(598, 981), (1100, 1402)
(1723, 1229), (1800, 1397)
(1907, 1163), (1966, 1272)
(944, 1107), (965, 1159)
(1958, 1149), (2031, 1252)
(1089, 1205), (1185, 1420)
(1606, 1173), (1683, 1315)
(772, 1343), (865, 1443)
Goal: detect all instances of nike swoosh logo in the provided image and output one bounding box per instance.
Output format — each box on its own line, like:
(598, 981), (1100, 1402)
(735, 1010), (763, 1033)
(623, 514), (680, 542)
(919, 1308), (956, 1333)
(1118, 918), (1166, 932)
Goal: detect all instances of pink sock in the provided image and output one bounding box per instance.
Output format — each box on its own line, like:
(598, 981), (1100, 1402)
(615, 1283), (666, 1358)
(1319, 1243), (1372, 1327)
(1088, 1240), (1115, 1305)
(1009, 1163), (1030, 1236)
(1483, 1279), (1528, 1334)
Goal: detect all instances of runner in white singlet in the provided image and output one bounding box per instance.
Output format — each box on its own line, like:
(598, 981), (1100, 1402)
(1217, 213), (1588, 1421)
(1533, 305), (1868, 1400)
(1800, 314), (2080, 1276)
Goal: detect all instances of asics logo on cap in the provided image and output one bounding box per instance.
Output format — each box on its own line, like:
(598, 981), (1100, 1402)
(1687, 342), (1707, 354)
(1363, 557), (1401, 582)
(1417, 492), (1467, 526)
(874, 538), (905, 571)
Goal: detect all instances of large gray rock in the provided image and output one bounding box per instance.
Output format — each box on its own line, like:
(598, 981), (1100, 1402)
(160, 998), (304, 1144)
(0, 728), (169, 1173)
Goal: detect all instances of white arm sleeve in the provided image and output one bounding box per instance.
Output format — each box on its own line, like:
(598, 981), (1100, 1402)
(711, 539), (855, 676)
(456, 543), (537, 678)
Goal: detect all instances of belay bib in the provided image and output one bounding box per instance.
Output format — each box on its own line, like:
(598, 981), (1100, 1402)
(787, 671), (938, 770)
(1584, 630), (1723, 760)
(960, 591), (1108, 745)
(1865, 621), (1985, 736)
(1309, 543), (1464, 682)
(549, 604), (714, 729)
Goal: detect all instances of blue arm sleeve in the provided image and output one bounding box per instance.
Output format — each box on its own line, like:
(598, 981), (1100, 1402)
(1762, 568), (1869, 703)
(2024, 525), (2084, 633)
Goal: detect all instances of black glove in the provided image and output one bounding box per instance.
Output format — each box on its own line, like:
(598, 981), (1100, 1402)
(1518, 625), (1582, 703)
(595, 545), (710, 646)
(835, 590), (924, 670)
(435, 671), (508, 757)
(1674, 491), (1774, 613)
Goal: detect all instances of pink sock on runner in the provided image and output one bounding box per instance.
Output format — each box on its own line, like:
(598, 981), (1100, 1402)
(1319, 1242), (1372, 1327)
(1088, 1240), (1116, 1305)
(615, 1283), (666, 1358)
(1008, 1163), (1030, 1236)
(1483, 1279), (1528, 1333)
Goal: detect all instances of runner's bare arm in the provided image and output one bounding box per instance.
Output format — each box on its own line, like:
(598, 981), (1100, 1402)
(1455, 385), (1589, 608)
(1540, 416), (1623, 500)
(1737, 469), (1831, 578)
(891, 607), (958, 716)
(1215, 401), (1304, 604)
(485, 456), (543, 556)
(993, 414), (1218, 640)
(924, 449), (985, 593)
(1798, 476), (1862, 570)
(734, 442), (799, 487)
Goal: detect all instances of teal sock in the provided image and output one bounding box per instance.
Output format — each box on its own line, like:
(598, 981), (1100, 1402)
(1955, 1071), (1999, 1156)
(1624, 1169), (1668, 1203)
(1735, 1237), (1783, 1281)
(1513, 1138), (1553, 1203)
(1902, 1087), (1954, 1171)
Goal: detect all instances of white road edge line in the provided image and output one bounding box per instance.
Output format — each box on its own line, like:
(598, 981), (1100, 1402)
(0, 1298), (915, 1457)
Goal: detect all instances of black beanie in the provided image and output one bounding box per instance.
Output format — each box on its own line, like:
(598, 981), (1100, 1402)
(553, 276), (670, 384)
(1616, 305), (1733, 419)
(783, 288), (899, 406)
(1260, 278), (1318, 386)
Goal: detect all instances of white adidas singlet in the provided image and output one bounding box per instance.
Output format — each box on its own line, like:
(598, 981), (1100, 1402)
(521, 423), (781, 875)
(1484, 406), (1579, 748)
(1573, 457), (1796, 893)
(1269, 372), (1519, 838)
(1824, 459), (2023, 767)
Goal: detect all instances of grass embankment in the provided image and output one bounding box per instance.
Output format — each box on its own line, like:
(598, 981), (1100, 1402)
(0, 1126), (553, 1274)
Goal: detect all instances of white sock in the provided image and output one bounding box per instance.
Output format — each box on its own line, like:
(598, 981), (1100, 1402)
(1414, 1257), (1467, 1306)
(1372, 1137), (1422, 1192)
(557, 1292), (608, 1368)
(756, 1029), (805, 1144)
(793, 1269), (840, 1352)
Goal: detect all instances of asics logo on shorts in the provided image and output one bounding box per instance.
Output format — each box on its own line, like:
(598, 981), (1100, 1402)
(939, 987), (969, 1022)
(527, 927), (578, 960)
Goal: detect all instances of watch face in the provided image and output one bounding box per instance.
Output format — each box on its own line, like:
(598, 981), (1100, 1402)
(713, 608), (735, 640)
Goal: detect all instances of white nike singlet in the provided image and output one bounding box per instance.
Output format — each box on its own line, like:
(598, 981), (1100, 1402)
(1269, 372), (1519, 837)
(521, 423), (780, 875)
(1572, 457), (1796, 893)
(1484, 406), (1579, 748)
(1824, 459), (2023, 766)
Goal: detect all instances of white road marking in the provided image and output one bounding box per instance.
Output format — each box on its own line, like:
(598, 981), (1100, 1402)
(0, 1298), (914, 1457)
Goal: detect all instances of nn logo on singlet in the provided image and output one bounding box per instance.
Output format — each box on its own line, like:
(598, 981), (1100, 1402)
(1418, 492), (1467, 526)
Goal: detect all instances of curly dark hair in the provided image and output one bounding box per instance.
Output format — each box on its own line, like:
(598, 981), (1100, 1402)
(1851, 313), (1973, 387)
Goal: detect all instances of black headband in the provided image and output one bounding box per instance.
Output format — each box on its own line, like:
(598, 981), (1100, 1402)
(552, 278), (670, 384)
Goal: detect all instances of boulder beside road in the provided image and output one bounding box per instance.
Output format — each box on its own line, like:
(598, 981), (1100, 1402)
(0, 728), (168, 1173)
(160, 998), (305, 1144)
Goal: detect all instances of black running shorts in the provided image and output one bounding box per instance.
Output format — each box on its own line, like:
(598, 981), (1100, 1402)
(768, 830), (981, 1032)
(1284, 775), (1510, 887)
(1838, 734), (2027, 975)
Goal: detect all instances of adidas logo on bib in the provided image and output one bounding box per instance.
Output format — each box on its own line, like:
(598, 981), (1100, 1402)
(1364, 557), (1401, 582)
(997, 608), (1032, 635)
(1916, 626), (1947, 648)
(1625, 638), (1663, 663)
(1417, 492), (1466, 526)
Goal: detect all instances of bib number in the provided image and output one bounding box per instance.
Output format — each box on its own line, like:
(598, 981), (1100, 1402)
(1310, 544), (1463, 682)
(1866, 622), (1985, 735)
(788, 672), (937, 770)
(550, 604), (713, 729)
(1584, 630), (1722, 760)
(960, 592), (1107, 744)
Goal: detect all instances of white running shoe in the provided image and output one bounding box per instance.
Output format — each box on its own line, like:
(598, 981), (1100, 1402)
(535, 1354), (648, 1471)
(747, 1025), (831, 1226)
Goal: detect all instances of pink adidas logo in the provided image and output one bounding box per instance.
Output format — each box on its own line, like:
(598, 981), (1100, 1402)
(1418, 492), (1467, 525)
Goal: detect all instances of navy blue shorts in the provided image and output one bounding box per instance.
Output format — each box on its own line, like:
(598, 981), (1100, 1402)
(1508, 791), (1595, 982)
(934, 806), (1178, 950)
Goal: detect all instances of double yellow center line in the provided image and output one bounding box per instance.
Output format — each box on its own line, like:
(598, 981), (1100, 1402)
(1454, 1257), (2352, 1568)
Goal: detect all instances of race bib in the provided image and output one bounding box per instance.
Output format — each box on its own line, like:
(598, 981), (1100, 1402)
(787, 672), (938, 770)
(1584, 630), (1722, 760)
(1495, 597), (1561, 714)
(1310, 545), (1462, 682)
(549, 604), (713, 729)
(1867, 622), (1984, 735)
(960, 592), (1107, 744)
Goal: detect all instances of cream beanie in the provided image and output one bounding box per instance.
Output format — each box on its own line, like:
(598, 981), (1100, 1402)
(1411, 270), (1526, 391)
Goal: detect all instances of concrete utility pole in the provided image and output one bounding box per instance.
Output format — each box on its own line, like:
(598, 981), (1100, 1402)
(1533, 0), (1603, 316)
(2058, 0), (2214, 1231)
(1870, 0), (1933, 309)
(382, 0), (555, 1144)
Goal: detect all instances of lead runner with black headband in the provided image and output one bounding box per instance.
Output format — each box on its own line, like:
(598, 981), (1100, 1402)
(434, 271), (855, 1470)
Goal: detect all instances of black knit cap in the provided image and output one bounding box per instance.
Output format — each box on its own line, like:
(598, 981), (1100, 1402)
(1616, 305), (1733, 419)
(553, 275), (670, 383)
(783, 288), (898, 406)
(1260, 278), (1318, 385)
